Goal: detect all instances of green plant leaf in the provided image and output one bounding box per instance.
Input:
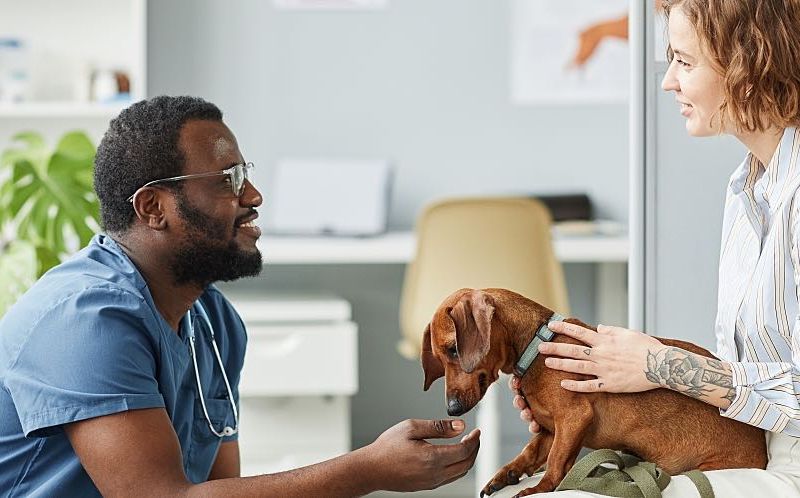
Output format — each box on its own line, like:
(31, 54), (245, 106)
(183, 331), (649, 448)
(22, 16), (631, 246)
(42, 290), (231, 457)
(0, 240), (37, 318)
(0, 130), (99, 301)
(1, 131), (48, 173)
(55, 131), (95, 161)
(34, 243), (61, 277)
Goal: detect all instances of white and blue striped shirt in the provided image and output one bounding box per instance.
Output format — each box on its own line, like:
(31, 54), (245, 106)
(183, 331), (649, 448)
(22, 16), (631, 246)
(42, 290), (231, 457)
(716, 127), (800, 435)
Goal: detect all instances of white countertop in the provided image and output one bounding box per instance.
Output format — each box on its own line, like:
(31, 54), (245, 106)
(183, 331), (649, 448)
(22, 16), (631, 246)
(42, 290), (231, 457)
(257, 227), (628, 265)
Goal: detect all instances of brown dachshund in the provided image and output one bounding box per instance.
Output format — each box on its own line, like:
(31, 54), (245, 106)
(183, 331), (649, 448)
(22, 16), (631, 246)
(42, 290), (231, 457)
(421, 288), (767, 496)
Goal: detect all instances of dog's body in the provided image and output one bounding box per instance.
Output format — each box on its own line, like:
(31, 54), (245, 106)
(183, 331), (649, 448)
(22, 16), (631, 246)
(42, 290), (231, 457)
(421, 288), (767, 496)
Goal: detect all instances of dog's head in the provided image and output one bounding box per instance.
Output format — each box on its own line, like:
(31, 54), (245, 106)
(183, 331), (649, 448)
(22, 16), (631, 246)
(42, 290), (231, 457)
(421, 288), (510, 416)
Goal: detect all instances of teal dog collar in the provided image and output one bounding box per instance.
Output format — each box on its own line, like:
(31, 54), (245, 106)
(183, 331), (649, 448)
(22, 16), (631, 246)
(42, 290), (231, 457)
(513, 312), (564, 377)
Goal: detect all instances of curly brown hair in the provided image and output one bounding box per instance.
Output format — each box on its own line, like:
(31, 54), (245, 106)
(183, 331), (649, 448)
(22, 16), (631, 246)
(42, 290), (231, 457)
(662, 0), (800, 133)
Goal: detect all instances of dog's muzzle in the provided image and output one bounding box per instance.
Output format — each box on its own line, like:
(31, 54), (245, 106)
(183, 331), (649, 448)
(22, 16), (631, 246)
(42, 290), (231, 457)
(447, 397), (466, 416)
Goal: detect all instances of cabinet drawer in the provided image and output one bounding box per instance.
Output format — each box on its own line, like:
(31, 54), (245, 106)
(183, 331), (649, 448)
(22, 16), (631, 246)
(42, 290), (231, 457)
(238, 396), (350, 460)
(239, 322), (358, 396)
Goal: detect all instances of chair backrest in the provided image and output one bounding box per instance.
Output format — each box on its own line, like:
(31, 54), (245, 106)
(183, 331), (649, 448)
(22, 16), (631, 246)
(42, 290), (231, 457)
(397, 196), (570, 359)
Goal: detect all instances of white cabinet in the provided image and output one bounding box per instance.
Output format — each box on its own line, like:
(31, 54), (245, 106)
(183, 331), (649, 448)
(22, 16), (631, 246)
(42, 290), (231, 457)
(239, 322), (357, 397)
(230, 295), (359, 477)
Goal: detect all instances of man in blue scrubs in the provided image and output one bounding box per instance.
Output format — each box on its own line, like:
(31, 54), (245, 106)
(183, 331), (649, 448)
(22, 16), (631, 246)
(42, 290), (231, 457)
(0, 96), (479, 496)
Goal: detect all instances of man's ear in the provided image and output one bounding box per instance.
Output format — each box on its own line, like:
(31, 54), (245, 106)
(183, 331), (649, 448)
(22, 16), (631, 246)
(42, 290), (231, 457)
(421, 323), (444, 391)
(131, 188), (168, 230)
(450, 290), (495, 373)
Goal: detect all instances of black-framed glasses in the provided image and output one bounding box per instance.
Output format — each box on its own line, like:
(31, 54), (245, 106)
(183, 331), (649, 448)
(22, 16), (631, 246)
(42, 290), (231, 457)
(127, 162), (255, 203)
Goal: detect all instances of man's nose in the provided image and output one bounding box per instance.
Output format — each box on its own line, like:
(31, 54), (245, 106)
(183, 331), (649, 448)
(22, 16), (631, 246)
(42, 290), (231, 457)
(240, 179), (263, 207)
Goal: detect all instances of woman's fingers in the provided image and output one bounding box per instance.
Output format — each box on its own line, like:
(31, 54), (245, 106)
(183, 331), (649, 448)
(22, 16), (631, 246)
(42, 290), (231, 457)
(560, 378), (606, 393)
(548, 321), (599, 346)
(544, 357), (597, 375)
(538, 341), (594, 359)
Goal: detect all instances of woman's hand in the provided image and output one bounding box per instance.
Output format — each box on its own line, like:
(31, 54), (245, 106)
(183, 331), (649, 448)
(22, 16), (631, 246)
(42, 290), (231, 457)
(539, 321), (665, 393)
(508, 375), (541, 434)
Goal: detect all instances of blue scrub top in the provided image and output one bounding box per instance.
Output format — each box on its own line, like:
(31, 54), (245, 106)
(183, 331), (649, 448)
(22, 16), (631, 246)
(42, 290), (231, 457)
(0, 234), (247, 496)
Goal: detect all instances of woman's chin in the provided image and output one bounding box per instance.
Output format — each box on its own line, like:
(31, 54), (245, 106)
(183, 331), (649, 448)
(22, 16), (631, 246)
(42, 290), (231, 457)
(685, 118), (719, 138)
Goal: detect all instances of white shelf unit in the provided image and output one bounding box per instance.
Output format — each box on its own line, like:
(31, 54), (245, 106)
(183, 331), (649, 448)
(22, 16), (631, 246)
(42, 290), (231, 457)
(0, 0), (146, 144)
(0, 102), (130, 119)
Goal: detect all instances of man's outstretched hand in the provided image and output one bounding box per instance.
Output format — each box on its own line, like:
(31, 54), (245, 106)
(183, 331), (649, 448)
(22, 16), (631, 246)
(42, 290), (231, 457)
(367, 418), (480, 492)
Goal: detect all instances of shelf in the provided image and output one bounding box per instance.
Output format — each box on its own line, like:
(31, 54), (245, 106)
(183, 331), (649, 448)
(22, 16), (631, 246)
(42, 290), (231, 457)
(0, 101), (130, 118)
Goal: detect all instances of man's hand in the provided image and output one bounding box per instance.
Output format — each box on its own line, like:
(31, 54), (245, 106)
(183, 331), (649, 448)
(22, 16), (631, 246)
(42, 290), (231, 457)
(508, 375), (540, 434)
(367, 419), (480, 492)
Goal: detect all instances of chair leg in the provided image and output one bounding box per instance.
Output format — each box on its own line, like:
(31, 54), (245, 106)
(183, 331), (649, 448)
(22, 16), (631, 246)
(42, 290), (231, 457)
(475, 375), (504, 496)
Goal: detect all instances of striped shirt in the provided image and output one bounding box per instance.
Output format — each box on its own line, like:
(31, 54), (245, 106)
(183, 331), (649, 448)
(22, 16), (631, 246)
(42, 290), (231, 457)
(716, 127), (800, 435)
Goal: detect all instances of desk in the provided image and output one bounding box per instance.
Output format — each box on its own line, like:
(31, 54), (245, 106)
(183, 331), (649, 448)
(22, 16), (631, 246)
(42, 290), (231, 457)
(258, 230), (628, 264)
(256, 229), (628, 494)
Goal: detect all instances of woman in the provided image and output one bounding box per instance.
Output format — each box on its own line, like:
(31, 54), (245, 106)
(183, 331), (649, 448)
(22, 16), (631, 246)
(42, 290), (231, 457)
(505, 0), (800, 496)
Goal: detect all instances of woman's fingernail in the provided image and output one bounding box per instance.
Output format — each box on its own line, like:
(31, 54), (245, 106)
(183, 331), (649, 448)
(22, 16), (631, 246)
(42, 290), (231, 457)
(451, 420), (465, 431)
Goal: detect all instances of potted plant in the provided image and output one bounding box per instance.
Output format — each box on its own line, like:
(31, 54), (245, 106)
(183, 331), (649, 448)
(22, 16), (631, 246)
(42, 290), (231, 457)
(0, 130), (100, 317)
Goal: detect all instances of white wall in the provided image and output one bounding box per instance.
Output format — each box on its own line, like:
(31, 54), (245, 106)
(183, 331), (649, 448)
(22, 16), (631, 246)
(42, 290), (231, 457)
(150, 0), (629, 458)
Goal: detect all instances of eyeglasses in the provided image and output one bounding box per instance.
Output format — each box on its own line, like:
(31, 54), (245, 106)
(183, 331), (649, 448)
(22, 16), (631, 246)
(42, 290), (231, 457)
(127, 162), (254, 203)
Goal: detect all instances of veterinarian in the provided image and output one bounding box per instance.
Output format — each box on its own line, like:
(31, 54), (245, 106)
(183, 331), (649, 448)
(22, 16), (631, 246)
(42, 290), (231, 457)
(507, 0), (800, 496)
(0, 96), (480, 496)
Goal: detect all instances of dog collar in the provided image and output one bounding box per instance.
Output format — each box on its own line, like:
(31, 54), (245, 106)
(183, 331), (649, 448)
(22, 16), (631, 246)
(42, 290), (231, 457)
(513, 312), (564, 377)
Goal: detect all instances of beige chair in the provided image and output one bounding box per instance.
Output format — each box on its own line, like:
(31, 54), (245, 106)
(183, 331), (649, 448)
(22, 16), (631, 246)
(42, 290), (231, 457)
(398, 196), (570, 360)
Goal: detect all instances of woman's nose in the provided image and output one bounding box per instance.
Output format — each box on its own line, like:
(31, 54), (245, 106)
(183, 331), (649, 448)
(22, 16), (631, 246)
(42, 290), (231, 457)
(661, 59), (680, 92)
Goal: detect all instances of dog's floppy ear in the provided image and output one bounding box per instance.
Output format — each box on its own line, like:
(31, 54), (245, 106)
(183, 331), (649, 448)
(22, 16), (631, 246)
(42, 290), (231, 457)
(421, 323), (444, 391)
(450, 290), (495, 373)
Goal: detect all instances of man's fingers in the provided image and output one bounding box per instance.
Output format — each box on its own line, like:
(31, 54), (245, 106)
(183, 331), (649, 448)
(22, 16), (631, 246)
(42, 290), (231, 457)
(439, 439), (480, 486)
(508, 375), (521, 391)
(434, 429), (481, 465)
(405, 419), (465, 439)
(529, 420), (541, 434)
(513, 395), (529, 410)
(460, 428), (480, 443)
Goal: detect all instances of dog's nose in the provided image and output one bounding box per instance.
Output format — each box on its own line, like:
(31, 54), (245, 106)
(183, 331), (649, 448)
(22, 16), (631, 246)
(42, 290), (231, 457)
(447, 397), (465, 416)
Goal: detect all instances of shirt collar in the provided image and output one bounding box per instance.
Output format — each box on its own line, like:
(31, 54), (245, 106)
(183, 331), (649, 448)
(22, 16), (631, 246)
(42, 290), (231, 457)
(729, 127), (800, 211)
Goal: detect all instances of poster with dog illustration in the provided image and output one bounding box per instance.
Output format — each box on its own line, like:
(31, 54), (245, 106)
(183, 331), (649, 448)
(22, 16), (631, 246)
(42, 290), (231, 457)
(511, 0), (629, 104)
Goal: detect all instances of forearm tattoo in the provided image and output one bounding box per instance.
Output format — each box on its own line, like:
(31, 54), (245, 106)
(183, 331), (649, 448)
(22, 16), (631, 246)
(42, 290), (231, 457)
(644, 347), (736, 405)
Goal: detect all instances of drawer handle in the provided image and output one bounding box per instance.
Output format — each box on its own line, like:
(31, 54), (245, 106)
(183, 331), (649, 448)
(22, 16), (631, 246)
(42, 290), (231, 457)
(248, 335), (302, 357)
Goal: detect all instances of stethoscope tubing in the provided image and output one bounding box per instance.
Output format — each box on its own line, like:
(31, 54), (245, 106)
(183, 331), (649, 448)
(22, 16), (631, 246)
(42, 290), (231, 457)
(186, 302), (240, 438)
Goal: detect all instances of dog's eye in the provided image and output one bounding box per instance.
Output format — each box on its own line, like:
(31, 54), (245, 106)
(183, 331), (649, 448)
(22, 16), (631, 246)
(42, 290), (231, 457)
(447, 346), (458, 358)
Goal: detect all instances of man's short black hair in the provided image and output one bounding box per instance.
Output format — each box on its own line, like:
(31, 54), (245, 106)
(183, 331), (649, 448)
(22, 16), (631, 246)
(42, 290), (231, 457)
(94, 95), (223, 234)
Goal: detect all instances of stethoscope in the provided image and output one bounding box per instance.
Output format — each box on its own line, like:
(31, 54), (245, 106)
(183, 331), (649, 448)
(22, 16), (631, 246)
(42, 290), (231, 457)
(185, 302), (239, 438)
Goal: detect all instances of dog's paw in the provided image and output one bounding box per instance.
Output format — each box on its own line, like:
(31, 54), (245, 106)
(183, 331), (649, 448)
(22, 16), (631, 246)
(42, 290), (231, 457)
(512, 479), (558, 497)
(480, 467), (523, 496)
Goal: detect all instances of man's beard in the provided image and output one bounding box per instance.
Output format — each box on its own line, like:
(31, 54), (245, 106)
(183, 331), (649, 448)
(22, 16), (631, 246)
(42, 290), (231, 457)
(169, 195), (262, 288)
